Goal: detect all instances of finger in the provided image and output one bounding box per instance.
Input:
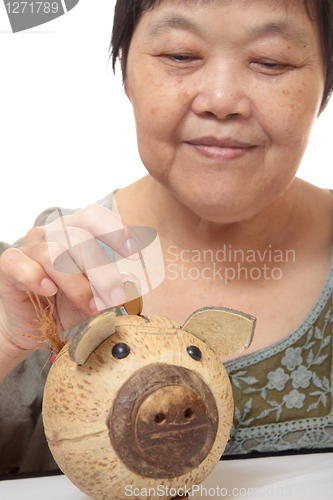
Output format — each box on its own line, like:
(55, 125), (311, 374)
(0, 248), (58, 297)
(23, 243), (100, 316)
(28, 241), (126, 311)
(86, 266), (126, 308)
(48, 206), (144, 258)
(49, 236), (126, 308)
(88, 272), (142, 313)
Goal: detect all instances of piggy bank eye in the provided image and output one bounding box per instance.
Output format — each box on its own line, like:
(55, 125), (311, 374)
(112, 343), (130, 359)
(187, 345), (202, 361)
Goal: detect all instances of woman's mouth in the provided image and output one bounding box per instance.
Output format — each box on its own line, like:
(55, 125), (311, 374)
(186, 137), (256, 161)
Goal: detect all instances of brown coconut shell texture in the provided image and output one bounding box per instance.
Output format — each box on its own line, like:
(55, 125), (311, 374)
(42, 314), (234, 500)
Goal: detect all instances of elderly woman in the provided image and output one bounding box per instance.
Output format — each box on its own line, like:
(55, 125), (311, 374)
(0, 0), (333, 474)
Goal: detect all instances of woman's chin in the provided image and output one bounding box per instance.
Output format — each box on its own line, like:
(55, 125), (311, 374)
(169, 186), (267, 223)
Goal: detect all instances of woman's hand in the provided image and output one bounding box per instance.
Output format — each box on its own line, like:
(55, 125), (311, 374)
(0, 205), (142, 356)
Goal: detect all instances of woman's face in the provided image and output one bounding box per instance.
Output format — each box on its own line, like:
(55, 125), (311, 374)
(125, 0), (325, 222)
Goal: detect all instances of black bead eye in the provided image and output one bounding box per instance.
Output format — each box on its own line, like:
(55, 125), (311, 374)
(187, 345), (202, 361)
(112, 343), (130, 359)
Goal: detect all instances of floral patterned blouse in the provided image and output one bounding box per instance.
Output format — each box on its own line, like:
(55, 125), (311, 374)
(223, 260), (333, 455)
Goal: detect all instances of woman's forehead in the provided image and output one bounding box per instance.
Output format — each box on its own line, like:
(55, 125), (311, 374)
(143, 0), (313, 14)
(140, 0), (317, 39)
(139, 0), (317, 42)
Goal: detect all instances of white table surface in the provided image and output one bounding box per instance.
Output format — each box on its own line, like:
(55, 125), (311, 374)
(1, 453), (332, 500)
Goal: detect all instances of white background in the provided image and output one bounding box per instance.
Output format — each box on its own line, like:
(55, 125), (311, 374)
(1, 453), (333, 499)
(0, 0), (333, 243)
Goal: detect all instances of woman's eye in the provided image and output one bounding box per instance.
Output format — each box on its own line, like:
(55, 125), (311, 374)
(261, 62), (286, 69)
(168, 54), (192, 62)
(251, 61), (290, 74)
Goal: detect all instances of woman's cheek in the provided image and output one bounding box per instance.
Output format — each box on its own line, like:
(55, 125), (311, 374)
(258, 79), (321, 150)
(133, 87), (188, 143)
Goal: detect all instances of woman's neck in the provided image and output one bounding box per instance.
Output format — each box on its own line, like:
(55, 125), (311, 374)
(115, 174), (308, 255)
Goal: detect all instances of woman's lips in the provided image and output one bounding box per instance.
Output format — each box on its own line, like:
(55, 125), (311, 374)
(186, 137), (256, 161)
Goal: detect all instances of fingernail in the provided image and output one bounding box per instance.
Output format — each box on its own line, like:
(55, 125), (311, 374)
(89, 297), (106, 314)
(124, 238), (140, 256)
(109, 286), (126, 307)
(41, 278), (57, 296)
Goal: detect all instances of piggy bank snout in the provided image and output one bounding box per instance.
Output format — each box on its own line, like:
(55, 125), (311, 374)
(109, 364), (219, 478)
(135, 384), (211, 467)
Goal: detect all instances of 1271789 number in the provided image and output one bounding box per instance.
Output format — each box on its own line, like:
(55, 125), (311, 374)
(5, 2), (59, 14)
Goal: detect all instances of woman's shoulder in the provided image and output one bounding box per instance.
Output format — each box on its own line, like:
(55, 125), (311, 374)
(296, 179), (333, 221)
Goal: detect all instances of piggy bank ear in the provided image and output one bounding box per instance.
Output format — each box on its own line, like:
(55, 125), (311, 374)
(182, 307), (255, 358)
(69, 309), (116, 365)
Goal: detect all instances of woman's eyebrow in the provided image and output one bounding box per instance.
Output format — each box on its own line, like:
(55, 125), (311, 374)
(144, 14), (310, 46)
(145, 13), (203, 39)
(246, 21), (310, 45)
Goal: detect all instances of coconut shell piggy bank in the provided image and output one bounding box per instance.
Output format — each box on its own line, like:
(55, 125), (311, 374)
(42, 306), (255, 500)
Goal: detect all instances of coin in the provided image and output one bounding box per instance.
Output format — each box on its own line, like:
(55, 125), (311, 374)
(123, 281), (143, 316)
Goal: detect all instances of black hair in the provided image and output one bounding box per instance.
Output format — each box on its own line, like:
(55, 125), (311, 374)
(110, 0), (333, 107)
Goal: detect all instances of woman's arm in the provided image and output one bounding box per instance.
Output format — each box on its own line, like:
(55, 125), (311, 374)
(0, 241), (35, 384)
(0, 321), (31, 384)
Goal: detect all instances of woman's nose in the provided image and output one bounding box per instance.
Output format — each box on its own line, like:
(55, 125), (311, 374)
(191, 61), (253, 120)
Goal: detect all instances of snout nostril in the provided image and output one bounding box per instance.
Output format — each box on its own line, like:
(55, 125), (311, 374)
(184, 407), (195, 420)
(154, 413), (166, 424)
